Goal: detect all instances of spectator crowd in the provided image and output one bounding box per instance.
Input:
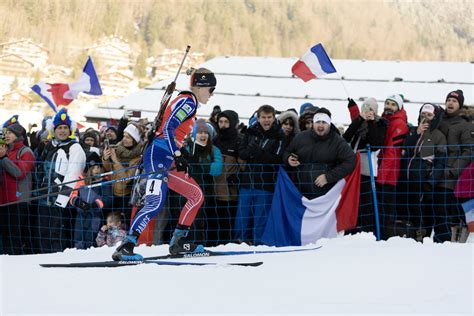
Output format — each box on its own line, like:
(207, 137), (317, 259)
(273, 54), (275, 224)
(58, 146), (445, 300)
(0, 89), (473, 255)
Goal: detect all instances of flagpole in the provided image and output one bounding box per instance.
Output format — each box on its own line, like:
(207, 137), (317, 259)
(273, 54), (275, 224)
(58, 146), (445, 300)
(338, 75), (350, 98)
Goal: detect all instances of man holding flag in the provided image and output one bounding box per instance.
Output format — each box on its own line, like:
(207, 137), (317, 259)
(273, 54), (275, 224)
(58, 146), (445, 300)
(262, 108), (358, 246)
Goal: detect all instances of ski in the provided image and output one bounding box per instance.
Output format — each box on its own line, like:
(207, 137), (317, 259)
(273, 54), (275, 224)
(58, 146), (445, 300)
(40, 260), (263, 268)
(145, 245), (323, 260)
(39, 245), (321, 268)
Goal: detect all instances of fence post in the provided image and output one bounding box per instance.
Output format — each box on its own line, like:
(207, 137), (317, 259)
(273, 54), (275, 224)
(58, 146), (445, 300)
(367, 145), (381, 241)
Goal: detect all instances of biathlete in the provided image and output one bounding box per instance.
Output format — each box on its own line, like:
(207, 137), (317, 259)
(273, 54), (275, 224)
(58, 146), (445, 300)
(113, 68), (217, 261)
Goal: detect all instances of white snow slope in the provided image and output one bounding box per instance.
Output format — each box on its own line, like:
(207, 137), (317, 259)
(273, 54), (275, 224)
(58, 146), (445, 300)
(1, 233), (472, 315)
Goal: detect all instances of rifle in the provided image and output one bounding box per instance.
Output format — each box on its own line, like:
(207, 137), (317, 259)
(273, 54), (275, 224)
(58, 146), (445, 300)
(148, 45), (191, 142)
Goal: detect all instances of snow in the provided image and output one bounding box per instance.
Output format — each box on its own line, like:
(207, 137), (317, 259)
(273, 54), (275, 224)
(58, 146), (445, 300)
(1, 233), (472, 315)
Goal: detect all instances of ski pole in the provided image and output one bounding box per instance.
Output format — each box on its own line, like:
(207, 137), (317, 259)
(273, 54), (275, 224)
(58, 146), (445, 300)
(29, 163), (141, 196)
(0, 169), (161, 207)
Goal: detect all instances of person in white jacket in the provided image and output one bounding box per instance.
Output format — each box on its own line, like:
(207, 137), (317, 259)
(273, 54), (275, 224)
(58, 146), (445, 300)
(36, 108), (86, 253)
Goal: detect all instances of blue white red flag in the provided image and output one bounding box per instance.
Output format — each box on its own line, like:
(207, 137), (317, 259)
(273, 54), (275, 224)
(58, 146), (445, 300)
(31, 56), (102, 112)
(291, 43), (337, 82)
(261, 155), (360, 247)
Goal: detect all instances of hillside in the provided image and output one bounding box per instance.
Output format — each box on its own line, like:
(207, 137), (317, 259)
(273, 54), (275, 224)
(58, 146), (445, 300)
(0, 0), (472, 67)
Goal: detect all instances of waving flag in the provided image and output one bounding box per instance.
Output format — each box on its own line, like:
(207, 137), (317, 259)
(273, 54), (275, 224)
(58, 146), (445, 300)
(261, 155), (360, 247)
(31, 56), (102, 112)
(462, 199), (474, 234)
(292, 43), (337, 82)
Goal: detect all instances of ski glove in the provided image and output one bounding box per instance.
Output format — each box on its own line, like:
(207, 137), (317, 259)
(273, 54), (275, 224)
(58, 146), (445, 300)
(174, 155), (189, 173)
(347, 98), (358, 108)
(72, 197), (91, 210)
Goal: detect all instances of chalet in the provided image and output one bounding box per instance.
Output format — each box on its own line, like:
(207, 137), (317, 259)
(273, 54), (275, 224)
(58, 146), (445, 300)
(0, 38), (49, 68)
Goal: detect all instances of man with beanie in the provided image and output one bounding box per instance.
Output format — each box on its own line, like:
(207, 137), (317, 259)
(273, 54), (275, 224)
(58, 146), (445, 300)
(0, 117), (35, 254)
(113, 68), (217, 261)
(36, 108), (86, 253)
(376, 94), (409, 240)
(436, 89), (473, 242)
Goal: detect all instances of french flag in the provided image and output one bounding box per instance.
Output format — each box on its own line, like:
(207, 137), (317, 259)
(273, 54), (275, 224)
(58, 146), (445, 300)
(31, 56), (102, 112)
(291, 43), (337, 82)
(261, 155), (360, 247)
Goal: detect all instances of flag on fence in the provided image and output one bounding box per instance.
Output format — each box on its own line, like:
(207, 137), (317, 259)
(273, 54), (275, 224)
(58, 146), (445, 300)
(462, 199), (474, 233)
(31, 56), (102, 112)
(261, 155), (360, 247)
(291, 43), (337, 82)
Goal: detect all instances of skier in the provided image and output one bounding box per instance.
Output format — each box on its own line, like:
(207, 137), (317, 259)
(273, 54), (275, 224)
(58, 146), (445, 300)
(113, 68), (217, 261)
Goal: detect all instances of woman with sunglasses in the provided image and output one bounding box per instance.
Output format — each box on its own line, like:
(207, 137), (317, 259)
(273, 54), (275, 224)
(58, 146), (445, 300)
(113, 68), (217, 261)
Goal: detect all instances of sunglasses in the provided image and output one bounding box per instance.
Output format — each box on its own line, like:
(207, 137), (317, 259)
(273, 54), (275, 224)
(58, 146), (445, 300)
(209, 87), (215, 94)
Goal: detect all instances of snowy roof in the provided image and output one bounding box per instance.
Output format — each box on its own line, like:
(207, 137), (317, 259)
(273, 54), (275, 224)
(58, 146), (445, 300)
(85, 56), (473, 126)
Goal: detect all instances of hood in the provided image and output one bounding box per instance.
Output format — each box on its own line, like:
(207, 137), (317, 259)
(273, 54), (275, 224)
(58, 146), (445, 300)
(277, 110), (300, 133)
(217, 110), (239, 130)
(417, 103), (444, 131)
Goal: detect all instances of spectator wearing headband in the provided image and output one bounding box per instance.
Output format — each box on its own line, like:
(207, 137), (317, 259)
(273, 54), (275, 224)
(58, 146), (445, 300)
(284, 108), (356, 199)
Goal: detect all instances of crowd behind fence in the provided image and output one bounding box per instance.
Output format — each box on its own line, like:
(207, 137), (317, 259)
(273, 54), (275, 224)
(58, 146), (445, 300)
(0, 145), (472, 255)
(1, 92), (473, 255)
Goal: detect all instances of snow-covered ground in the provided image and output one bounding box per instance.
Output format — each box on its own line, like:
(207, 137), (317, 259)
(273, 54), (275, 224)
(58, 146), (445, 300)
(1, 233), (472, 315)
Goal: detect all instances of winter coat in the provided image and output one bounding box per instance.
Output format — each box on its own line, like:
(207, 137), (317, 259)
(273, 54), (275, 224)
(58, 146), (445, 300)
(376, 108), (409, 186)
(96, 226), (126, 247)
(402, 105), (447, 188)
(455, 162), (474, 198)
(239, 121), (285, 192)
(284, 127), (356, 199)
(69, 175), (113, 212)
(102, 141), (142, 197)
(38, 139), (86, 207)
(184, 140), (223, 197)
(343, 102), (387, 151)
(0, 140), (35, 203)
(437, 110), (474, 190)
(214, 110), (242, 201)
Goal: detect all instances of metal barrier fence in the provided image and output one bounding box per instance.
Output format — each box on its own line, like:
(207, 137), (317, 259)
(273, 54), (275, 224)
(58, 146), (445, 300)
(0, 143), (472, 254)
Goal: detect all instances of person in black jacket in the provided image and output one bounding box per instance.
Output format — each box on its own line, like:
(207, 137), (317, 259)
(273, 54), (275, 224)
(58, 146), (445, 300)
(343, 97), (387, 233)
(234, 105), (285, 245)
(401, 103), (447, 241)
(284, 108), (356, 200)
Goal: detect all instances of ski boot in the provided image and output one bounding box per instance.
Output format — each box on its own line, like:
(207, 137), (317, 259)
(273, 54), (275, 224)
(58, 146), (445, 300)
(112, 232), (144, 261)
(169, 226), (205, 255)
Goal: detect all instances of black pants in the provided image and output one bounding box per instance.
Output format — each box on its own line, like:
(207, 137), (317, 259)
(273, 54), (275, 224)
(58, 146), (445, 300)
(0, 203), (34, 255)
(205, 199), (238, 246)
(376, 183), (397, 240)
(353, 176), (376, 233)
(426, 187), (460, 243)
(37, 204), (75, 253)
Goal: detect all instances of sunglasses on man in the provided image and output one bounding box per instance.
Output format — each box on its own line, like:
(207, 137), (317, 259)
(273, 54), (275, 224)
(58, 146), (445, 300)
(209, 87), (215, 94)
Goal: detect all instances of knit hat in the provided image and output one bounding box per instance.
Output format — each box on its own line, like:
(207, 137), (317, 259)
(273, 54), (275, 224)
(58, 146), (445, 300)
(46, 108), (77, 139)
(445, 90), (464, 107)
(105, 126), (117, 135)
(421, 103), (435, 114)
(190, 68), (216, 87)
(193, 119), (216, 140)
(299, 102), (319, 115)
(86, 152), (102, 170)
(6, 123), (26, 139)
(124, 124), (141, 143)
(361, 97), (379, 114)
(385, 94), (404, 110)
(3, 115), (19, 128)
